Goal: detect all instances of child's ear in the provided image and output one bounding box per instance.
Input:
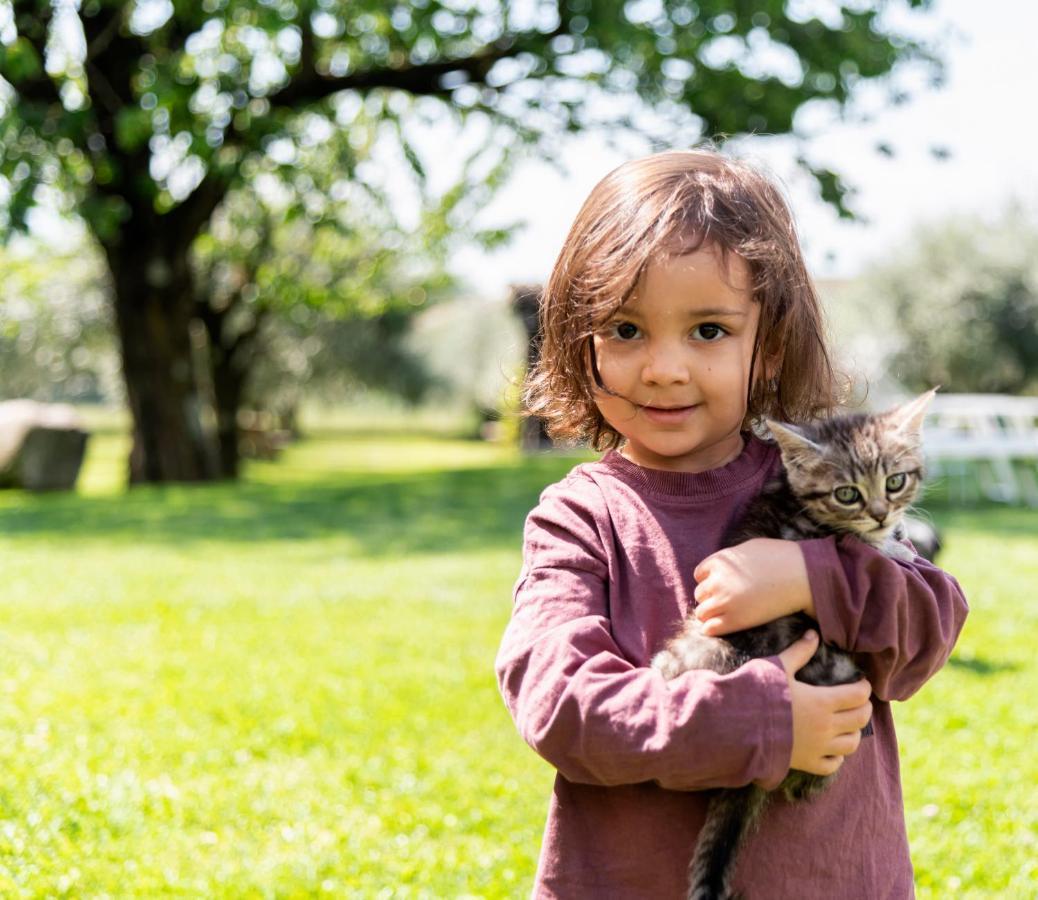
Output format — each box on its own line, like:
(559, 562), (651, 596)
(758, 350), (781, 383)
(764, 355), (779, 381)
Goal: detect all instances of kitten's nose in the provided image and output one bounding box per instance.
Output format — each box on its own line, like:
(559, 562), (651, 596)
(868, 502), (888, 525)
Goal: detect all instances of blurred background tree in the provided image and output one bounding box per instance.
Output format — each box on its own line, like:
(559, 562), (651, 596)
(191, 118), (512, 476)
(0, 0), (938, 482)
(0, 241), (118, 402)
(831, 206), (1038, 397)
(881, 209), (1038, 395)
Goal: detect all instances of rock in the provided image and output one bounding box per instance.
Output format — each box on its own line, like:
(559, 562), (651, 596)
(0, 400), (89, 491)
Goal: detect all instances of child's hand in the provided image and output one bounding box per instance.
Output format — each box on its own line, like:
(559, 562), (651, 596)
(779, 631), (872, 776)
(693, 538), (814, 635)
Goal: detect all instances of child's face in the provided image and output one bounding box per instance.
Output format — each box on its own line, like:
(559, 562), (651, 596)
(592, 245), (760, 473)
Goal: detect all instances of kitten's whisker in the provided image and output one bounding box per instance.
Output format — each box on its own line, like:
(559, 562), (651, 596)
(906, 505), (936, 527)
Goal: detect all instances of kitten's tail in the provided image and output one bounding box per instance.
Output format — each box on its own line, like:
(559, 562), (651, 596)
(688, 784), (769, 900)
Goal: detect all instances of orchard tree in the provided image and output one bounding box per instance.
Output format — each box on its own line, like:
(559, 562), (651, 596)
(853, 208), (1038, 395)
(0, 240), (117, 402)
(0, 0), (938, 482)
(193, 120), (510, 476)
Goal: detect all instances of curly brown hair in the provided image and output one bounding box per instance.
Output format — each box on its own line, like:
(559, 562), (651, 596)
(523, 149), (843, 450)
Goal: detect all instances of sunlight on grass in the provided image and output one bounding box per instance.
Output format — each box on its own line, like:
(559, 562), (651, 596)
(0, 427), (1032, 895)
(897, 513), (1038, 898)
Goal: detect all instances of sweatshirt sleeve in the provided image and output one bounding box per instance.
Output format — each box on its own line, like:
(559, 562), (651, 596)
(800, 535), (968, 703)
(495, 476), (793, 792)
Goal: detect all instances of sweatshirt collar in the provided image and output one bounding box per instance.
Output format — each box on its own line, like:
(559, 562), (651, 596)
(599, 435), (776, 500)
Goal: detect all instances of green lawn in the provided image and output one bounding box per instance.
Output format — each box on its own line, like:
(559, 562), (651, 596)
(0, 429), (1034, 897)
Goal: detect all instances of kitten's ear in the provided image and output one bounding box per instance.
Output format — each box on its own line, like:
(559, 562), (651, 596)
(886, 387), (939, 438)
(767, 420), (824, 467)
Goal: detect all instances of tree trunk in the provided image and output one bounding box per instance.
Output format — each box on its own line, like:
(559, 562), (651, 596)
(210, 348), (245, 480)
(104, 240), (219, 484)
(198, 298), (266, 481)
(511, 284), (553, 451)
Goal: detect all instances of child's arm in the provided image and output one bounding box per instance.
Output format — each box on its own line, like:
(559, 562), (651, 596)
(496, 481), (790, 791)
(800, 535), (968, 702)
(693, 536), (968, 703)
(496, 481), (869, 790)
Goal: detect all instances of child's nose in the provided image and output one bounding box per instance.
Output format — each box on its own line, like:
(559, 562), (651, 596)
(641, 345), (691, 385)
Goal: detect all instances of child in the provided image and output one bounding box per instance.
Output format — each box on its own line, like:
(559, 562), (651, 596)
(495, 150), (968, 898)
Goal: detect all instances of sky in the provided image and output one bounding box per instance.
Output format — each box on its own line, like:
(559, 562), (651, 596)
(449, 0), (1038, 295)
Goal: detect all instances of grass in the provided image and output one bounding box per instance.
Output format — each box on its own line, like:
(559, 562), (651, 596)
(0, 428), (1034, 897)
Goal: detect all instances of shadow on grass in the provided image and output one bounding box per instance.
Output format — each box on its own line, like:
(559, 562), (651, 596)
(4, 442), (1032, 557)
(947, 655), (1020, 676)
(0, 455), (581, 556)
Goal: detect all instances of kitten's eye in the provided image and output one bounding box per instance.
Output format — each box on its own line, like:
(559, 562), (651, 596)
(692, 323), (727, 341)
(886, 473), (907, 493)
(834, 486), (862, 505)
(612, 321), (640, 340)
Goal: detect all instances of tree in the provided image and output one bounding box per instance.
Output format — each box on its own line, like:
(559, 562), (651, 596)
(0, 0), (938, 482)
(848, 208), (1038, 395)
(0, 239), (117, 402)
(192, 119), (510, 476)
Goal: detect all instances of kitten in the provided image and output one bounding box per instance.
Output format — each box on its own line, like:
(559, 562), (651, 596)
(653, 389), (936, 900)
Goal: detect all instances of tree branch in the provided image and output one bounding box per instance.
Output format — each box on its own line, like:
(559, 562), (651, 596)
(8, 0), (64, 108)
(266, 28), (561, 111)
(167, 170), (234, 254)
(80, 4), (147, 115)
(196, 279), (269, 372)
(83, 7), (123, 61)
(159, 8), (206, 56)
(196, 209), (274, 362)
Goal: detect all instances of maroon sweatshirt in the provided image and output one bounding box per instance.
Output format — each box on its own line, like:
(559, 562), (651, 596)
(496, 436), (968, 899)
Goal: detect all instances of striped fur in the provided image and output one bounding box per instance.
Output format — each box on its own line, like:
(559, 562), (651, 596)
(652, 390), (935, 900)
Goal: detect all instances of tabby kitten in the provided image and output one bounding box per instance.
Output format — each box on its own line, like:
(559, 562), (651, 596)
(653, 388), (935, 900)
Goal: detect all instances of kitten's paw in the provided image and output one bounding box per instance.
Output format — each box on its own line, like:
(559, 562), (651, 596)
(652, 650), (681, 680)
(882, 537), (916, 562)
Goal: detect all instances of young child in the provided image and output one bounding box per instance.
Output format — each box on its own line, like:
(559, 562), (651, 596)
(495, 150), (968, 898)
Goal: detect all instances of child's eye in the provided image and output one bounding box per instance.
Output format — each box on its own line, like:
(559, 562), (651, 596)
(611, 322), (641, 340)
(692, 323), (727, 341)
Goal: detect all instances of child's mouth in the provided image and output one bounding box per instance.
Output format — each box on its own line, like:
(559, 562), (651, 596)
(641, 404), (698, 424)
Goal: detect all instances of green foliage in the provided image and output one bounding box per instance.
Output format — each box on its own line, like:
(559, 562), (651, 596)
(0, 0), (940, 244)
(191, 109), (518, 412)
(406, 293), (526, 413)
(0, 428), (1032, 894)
(113, 107), (153, 153)
(244, 309), (438, 417)
(0, 37), (42, 84)
(850, 208), (1038, 394)
(0, 239), (118, 402)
